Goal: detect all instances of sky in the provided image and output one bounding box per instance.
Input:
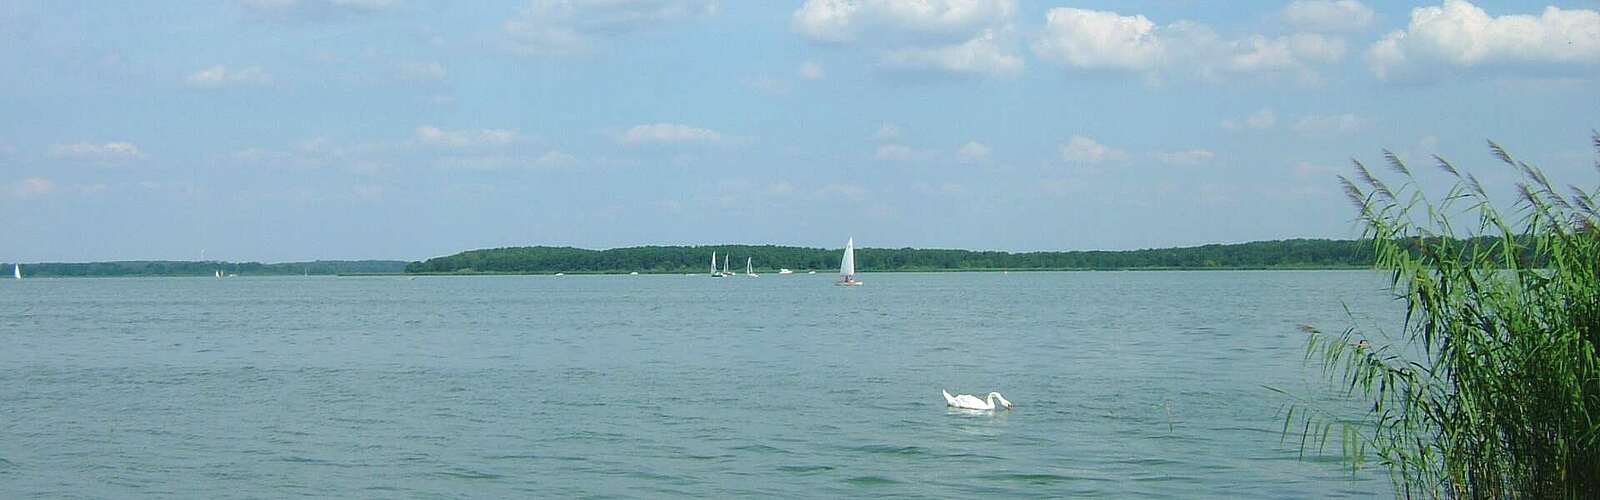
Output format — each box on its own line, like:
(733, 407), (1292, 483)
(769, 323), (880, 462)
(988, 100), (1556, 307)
(1, 0), (1598, 262)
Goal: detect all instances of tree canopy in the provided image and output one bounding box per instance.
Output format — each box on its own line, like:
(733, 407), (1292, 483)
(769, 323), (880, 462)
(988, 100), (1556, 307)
(6, 260), (407, 277)
(402, 239), (1374, 274)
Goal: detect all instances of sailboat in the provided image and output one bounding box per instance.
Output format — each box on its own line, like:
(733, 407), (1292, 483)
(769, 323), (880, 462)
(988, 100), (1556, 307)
(836, 237), (863, 286)
(710, 252), (722, 278)
(13, 263), (21, 280)
(745, 257), (758, 277)
(215, 269), (223, 279)
(721, 254), (734, 277)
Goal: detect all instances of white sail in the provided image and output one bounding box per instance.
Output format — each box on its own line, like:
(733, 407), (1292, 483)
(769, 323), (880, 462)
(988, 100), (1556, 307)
(840, 238), (856, 279)
(711, 252), (717, 276)
(13, 263), (20, 280)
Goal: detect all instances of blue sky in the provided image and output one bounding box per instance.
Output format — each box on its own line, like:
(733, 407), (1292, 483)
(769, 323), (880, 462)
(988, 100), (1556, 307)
(2, 0), (1597, 262)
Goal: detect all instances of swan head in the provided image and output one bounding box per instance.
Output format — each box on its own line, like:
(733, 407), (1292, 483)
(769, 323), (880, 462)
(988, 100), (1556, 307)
(989, 392), (1013, 409)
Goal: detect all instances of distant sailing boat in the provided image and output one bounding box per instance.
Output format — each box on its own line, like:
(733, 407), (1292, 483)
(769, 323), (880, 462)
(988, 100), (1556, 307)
(710, 252), (722, 278)
(721, 254), (733, 277)
(13, 263), (21, 280)
(745, 257), (758, 277)
(215, 269), (223, 279)
(836, 237), (863, 286)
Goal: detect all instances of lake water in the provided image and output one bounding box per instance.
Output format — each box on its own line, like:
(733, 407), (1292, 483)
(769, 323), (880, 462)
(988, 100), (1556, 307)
(0, 271), (1402, 498)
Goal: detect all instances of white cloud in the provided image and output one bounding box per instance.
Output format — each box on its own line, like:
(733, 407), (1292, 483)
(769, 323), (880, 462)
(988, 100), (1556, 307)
(1059, 135), (1126, 164)
(879, 30), (1023, 77)
(1292, 113), (1364, 135)
(415, 126), (517, 147)
(817, 183), (868, 202)
(621, 123), (722, 145)
(1222, 108), (1278, 130)
(240, 0), (398, 21)
(435, 156), (512, 170)
(874, 123), (903, 141)
(957, 141), (991, 163)
(1032, 7), (1347, 83)
(436, 150), (577, 170)
(1282, 1), (1376, 33)
(329, 0), (393, 9)
(746, 61), (824, 95)
(9, 177), (56, 199)
(912, 181), (967, 197)
(503, 0), (719, 56)
(1294, 161), (1341, 178)
(1228, 33), (1346, 76)
(185, 65), (271, 88)
(532, 150), (578, 168)
(48, 141), (146, 163)
(1032, 8), (1165, 72)
(229, 137), (388, 172)
(875, 144), (914, 161)
(799, 60), (826, 80)
(1152, 149), (1215, 165)
(792, 0), (1022, 78)
(396, 61), (446, 81)
(245, 0), (396, 10)
(792, 0), (1016, 43)
(1368, 1), (1600, 81)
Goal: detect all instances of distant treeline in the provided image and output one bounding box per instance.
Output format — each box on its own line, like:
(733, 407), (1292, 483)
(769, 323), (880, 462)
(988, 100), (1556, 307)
(403, 239), (1381, 274)
(7, 260), (408, 277)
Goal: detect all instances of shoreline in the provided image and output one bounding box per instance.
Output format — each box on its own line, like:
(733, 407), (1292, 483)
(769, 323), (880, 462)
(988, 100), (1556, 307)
(352, 266), (1375, 277)
(1, 266), (1379, 279)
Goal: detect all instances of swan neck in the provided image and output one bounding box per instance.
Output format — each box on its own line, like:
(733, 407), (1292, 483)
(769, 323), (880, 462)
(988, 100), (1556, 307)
(988, 392), (1009, 408)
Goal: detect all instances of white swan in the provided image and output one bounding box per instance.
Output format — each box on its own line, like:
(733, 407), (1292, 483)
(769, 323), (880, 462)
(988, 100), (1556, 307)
(943, 389), (1013, 410)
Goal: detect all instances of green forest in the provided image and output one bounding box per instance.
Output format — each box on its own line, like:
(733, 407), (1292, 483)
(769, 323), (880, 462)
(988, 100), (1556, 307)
(6, 260), (408, 277)
(402, 239), (1375, 274)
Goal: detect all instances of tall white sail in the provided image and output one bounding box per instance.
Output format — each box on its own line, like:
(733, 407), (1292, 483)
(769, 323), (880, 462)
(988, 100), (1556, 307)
(840, 238), (856, 277)
(711, 252), (717, 276)
(746, 257), (752, 275)
(13, 263), (20, 280)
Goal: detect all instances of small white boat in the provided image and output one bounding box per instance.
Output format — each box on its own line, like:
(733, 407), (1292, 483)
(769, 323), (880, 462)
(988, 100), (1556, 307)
(836, 237), (863, 286)
(778, 268), (793, 275)
(554, 272), (565, 276)
(215, 269), (223, 279)
(721, 254), (734, 277)
(629, 271), (639, 275)
(12, 263), (21, 280)
(710, 252), (722, 278)
(745, 257), (758, 277)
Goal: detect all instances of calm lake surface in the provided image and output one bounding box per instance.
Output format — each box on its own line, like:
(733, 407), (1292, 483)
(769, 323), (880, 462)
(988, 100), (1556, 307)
(1, 271), (1402, 498)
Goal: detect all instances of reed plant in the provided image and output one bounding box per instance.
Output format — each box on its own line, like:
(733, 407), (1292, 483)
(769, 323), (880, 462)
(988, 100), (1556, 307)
(1285, 134), (1600, 498)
